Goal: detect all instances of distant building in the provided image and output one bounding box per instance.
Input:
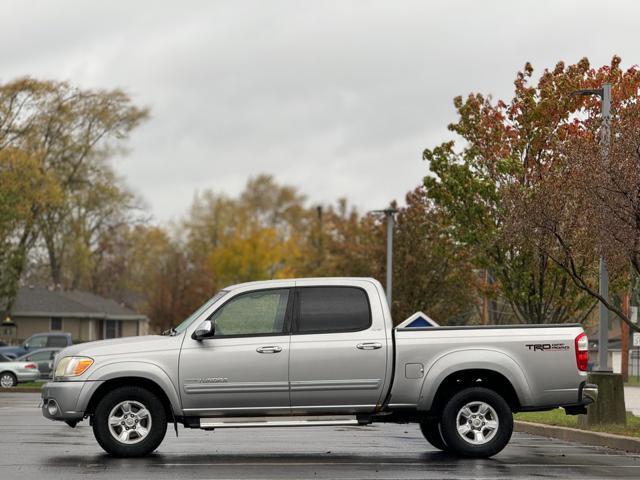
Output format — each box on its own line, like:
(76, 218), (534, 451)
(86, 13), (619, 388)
(586, 316), (640, 376)
(2, 286), (149, 343)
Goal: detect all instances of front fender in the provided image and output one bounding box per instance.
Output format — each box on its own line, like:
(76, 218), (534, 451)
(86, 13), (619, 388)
(81, 360), (182, 416)
(417, 348), (533, 411)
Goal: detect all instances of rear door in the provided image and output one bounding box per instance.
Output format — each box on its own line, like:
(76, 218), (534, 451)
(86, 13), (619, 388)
(288, 280), (388, 414)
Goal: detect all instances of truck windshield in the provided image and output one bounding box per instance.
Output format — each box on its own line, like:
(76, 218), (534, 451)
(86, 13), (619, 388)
(172, 290), (228, 334)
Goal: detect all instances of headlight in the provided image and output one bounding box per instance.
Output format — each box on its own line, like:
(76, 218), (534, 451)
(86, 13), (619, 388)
(54, 356), (94, 379)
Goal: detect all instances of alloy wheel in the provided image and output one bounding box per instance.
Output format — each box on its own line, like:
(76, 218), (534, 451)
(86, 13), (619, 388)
(107, 400), (152, 444)
(455, 401), (499, 445)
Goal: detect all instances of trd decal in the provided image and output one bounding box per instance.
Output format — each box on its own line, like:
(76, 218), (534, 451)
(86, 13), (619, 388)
(525, 343), (569, 351)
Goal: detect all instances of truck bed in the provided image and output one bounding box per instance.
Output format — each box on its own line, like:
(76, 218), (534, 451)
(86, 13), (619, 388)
(389, 323), (586, 411)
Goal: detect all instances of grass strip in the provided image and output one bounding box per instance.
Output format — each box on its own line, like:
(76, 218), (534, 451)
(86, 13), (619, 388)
(515, 408), (640, 438)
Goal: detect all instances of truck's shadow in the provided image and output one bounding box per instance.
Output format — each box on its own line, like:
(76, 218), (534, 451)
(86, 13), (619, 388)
(42, 450), (495, 467)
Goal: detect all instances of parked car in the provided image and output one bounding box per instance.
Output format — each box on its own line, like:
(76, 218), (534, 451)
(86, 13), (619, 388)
(0, 333), (72, 359)
(17, 348), (62, 379)
(42, 277), (597, 458)
(0, 341), (7, 347)
(0, 354), (40, 387)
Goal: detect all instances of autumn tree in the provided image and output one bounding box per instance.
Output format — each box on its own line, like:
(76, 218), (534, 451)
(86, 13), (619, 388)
(423, 59), (602, 324)
(184, 175), (310, 288)
(504, 58), (640, 330)
(0, 77), (148, 295)
(107, 225), (207, 332)
(291, 191), (478, 325)
(293, 199), (385, 279)
(0, 149), (60, 307)
(391, 187), (478, 324)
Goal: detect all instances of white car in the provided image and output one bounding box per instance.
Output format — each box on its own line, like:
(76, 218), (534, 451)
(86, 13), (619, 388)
(0, 354), (40, 387)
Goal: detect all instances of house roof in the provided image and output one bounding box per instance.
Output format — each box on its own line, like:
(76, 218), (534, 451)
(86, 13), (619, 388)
(8, 286), (147, 321)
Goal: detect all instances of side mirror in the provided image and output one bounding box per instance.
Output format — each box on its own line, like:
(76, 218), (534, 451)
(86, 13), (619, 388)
(192, 320), (215, 340)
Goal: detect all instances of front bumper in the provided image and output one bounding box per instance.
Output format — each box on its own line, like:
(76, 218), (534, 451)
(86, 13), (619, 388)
(41, 381), (90, 421)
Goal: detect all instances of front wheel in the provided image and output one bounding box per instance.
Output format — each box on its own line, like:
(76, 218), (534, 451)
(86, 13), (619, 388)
(92, 386), (167, 457)
(439, 387), (513, 458)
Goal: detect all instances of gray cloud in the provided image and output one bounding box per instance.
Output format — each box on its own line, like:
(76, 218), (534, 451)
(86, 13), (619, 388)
(1, 0), (638, 222)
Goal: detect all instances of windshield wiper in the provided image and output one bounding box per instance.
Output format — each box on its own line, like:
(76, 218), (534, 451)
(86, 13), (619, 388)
(162, 327), (177, 336)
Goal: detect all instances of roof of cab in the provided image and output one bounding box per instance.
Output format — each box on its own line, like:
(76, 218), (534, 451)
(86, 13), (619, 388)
(223, 277), (378, 291)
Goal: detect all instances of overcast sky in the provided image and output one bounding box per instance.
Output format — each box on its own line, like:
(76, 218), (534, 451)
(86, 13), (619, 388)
(1, 1), (639, 222)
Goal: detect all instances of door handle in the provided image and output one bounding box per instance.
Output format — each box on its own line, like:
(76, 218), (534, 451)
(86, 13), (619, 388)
(256, 346), (283, 354)
(356, 342), (382, 350)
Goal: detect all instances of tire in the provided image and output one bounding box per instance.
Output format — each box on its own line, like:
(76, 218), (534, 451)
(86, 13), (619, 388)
(92, 386), (167, 457)
(0, 372), (17, 388)
(419, 418), (448, 451)
(439, 387), (513, 458)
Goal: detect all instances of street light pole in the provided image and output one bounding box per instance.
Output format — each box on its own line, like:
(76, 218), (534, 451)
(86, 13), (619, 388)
(385, 209), (396, 309)
(372, 208), (398, 310)
(572, 83), (612, 372)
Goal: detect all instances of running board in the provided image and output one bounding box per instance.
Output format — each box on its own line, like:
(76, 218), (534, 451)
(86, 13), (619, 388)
(197, 415), (362, 429)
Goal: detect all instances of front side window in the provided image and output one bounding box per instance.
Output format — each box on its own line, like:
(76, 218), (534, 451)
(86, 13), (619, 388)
(210, 289), (290, 337)
(26, 336), (47, 349)
(296, 287), (371, 334)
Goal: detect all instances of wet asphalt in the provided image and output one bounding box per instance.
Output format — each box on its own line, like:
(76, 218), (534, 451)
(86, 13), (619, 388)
(1, 392), (639, 479)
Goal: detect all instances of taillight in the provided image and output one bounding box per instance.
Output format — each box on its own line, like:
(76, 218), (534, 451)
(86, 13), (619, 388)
(24, 363), (37, 369)
(575, 333), (588, 371)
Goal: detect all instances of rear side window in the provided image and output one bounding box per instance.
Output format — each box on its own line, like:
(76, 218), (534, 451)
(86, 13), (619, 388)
(47, 336), (68, 348)
(296, 287), (371, 333)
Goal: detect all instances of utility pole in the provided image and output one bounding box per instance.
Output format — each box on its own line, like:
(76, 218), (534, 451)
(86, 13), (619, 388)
(572, 83), (612, 371)
(481, 270), (489, 325)
(622, 290), (630, 382)
(316, 206), (324, 269)
(372, 208), (397, 310)
(572, 83), (627, 427)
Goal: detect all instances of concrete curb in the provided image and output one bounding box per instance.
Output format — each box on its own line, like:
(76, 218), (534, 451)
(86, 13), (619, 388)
(515, 420), (640, 453)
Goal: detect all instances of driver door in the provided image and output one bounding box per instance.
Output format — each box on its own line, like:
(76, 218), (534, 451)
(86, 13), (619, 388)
(179, 287), (293, 417)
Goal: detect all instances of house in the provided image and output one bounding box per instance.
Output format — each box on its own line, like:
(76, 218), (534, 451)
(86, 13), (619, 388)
(2, 286), (149, 344)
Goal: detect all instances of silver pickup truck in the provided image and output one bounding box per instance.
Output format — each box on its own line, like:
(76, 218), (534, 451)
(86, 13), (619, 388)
(41, 277), (597, 458)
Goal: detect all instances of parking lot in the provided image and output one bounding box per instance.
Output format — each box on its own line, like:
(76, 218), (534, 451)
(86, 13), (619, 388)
(1, 392), (639, 479)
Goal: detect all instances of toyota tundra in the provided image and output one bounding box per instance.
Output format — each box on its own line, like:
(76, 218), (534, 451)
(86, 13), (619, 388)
(41, 277), (597, 458)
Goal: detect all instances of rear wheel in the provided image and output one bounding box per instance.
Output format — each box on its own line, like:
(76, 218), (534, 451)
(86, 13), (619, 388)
(92, 386), (167, 457)
(0, 372), (17, 388)
(439, 387), (513, 458)
(419, 418), (448, 451)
